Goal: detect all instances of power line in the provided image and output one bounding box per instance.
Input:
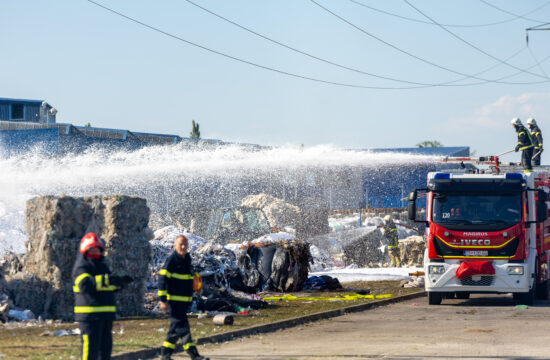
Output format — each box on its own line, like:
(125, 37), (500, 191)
(527, 46), (549, 78)
(87, 0), (550, 89)
(479, 0), (549, 23)
(85, 0), (427, 90)
(349, 0), (550, 28)
(182, 0), (431, 86)
(310, 0), (550, 85)
(403, 0), (550, 81)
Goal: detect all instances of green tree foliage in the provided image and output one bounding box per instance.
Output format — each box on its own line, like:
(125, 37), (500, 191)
(84, 122), (92, 127)
(190, 120), (201, 139)
(416, 140), (443, 148)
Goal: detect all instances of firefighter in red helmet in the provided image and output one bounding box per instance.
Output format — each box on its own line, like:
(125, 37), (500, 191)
(72, 233), (133, 360)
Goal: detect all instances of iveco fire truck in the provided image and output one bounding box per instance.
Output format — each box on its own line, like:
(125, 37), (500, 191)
(408, 159), (550, 305)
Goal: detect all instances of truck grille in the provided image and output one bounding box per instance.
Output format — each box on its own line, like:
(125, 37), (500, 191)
(460, 276), (494, 286)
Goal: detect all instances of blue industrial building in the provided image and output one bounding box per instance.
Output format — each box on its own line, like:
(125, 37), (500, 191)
(0, 98), (57, 123)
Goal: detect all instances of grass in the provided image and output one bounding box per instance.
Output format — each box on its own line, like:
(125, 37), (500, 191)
(0, 280), (421, 359)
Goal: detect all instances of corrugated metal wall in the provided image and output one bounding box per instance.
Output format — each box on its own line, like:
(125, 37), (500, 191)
(0, 128), (59, 156)
(0, 102), (42, 122)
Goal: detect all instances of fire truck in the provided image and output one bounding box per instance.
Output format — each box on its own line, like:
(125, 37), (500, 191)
(408, 156), (549, 305)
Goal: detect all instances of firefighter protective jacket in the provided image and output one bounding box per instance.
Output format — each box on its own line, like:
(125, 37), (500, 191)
(72, 253), (118, 321)
(383, 221), (399, 248)
(530, 125), (543, 150)
(516, 124), (534, 151)
(158, 252), (197, 315)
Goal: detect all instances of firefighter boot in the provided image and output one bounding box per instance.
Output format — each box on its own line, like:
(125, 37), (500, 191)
(187, 346), (209, 360)
(160, 346), (173, 360)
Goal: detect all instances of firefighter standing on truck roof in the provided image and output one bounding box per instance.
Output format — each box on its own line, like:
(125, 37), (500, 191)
(379, 215), (400, 267)
(158, 235), (209, 360)
(511, 117), (534, 173)
(72, 232), (133, 360)
(527, 118), (543, 166)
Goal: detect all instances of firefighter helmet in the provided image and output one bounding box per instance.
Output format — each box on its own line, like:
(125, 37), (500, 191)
(511, 118), (521, 126)
(527, 118), (537, 126)
(384, 215), (392, 222)
(79, 232), (104, 254)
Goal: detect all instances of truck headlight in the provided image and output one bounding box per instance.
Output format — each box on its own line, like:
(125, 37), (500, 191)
(506, 266), (524, 275)
(428, 265), (445, 275)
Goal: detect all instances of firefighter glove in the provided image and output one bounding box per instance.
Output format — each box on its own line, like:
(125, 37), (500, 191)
(515, 145), (520, 152)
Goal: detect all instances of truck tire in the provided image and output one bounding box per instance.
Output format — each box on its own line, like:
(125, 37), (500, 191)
(456, 292), (470, 300)
(536, 277), (549, 300)
(428, 292), (442, 305)
(519, 273), (537, 305)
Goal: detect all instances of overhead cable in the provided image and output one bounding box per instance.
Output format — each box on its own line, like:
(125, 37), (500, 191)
(349, 0), (550, 28)
(403, 0), (550, 81)
(310, 0), (550, 84)
(479, 0), (549, 23)
(86, 0), (426, 90)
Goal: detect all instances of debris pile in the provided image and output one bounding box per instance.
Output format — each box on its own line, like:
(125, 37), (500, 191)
(398, 235), (425, 267)
(400, 276), (425, 288)
(239, 235), (313, 292)
(5, 195), (151, 320)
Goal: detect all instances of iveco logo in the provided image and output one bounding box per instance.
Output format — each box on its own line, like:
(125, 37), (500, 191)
(459, 239), (491, 246)
(463, 232), (488, 236)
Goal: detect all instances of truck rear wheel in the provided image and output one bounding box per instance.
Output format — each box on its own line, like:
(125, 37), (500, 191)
(536, 277), (549, 300)
(519, 273), (537, 305)
(428, 292), (442, 305)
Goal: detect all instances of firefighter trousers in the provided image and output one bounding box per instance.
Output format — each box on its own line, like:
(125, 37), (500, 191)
(78, 320), (113, 360)
(522, 148), (534, 171)
(389, 248), (401, 267)
(533, 149), (542, 166)
(161, 315), (196, 359)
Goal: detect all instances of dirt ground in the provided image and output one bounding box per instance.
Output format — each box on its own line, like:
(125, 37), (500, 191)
(183, 294), (550, 360)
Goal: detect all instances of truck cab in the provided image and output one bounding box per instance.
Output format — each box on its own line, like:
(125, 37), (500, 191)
(408, 171), (549, 305)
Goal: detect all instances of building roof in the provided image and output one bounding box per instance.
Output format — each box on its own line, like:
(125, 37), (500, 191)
(369, 146), (470, 157)
(0, 97), (46, 104)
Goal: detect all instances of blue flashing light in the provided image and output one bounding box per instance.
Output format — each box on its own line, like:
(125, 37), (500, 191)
(505, 173), (523, 180)
(434, 173), (451, 179)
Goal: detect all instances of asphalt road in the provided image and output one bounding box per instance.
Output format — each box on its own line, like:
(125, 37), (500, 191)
(179, 294), (550, 360)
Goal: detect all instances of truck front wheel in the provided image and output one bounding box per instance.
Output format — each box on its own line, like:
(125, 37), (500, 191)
(519, 272), (537, 305)
(428, 292), (442, 305)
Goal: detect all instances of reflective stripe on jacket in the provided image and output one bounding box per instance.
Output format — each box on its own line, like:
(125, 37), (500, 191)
(71, 253), (118, 321)
(383, 221), (399, 248)
(516, 125), (534, 150)
(530, 125), (543, 150)
(157, 252), (195, 313)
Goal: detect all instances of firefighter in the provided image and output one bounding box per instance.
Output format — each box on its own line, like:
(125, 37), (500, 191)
(72, 232), (133, 360)
(379, 215), (400, 267)
(158, 235), (208, 360)
(511, 117), (534, 173)
(527, 118), (543, 166)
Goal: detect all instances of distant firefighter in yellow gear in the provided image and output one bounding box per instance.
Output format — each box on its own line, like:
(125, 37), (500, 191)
(379, 215), (401, 267)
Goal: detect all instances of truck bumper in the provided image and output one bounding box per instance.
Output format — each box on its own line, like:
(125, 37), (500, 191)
(424, 262), (530, 293)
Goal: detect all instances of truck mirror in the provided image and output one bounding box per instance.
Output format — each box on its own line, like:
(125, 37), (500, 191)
(408, 191), (417, 221)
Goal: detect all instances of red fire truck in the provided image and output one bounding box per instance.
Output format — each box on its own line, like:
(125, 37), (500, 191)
(408, 159), (549, 305)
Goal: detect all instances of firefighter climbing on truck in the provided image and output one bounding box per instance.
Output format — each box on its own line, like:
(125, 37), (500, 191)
(511, 117), (535, 173)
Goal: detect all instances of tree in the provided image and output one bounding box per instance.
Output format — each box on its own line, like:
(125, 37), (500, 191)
(84, 122), (92, 127)
(416, 140), (443, 148)
(190, 120), (201, 139)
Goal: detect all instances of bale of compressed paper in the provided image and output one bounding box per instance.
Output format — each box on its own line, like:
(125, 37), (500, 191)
(241, 194), (301, 231)
(399, 235), (425, 267)
(6, 195), (151, 320)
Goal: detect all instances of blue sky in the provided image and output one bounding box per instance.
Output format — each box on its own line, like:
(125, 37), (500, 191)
(1, 0), (549, 158)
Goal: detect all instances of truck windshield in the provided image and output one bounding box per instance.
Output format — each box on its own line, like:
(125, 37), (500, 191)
(432, 192), (522, 230)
